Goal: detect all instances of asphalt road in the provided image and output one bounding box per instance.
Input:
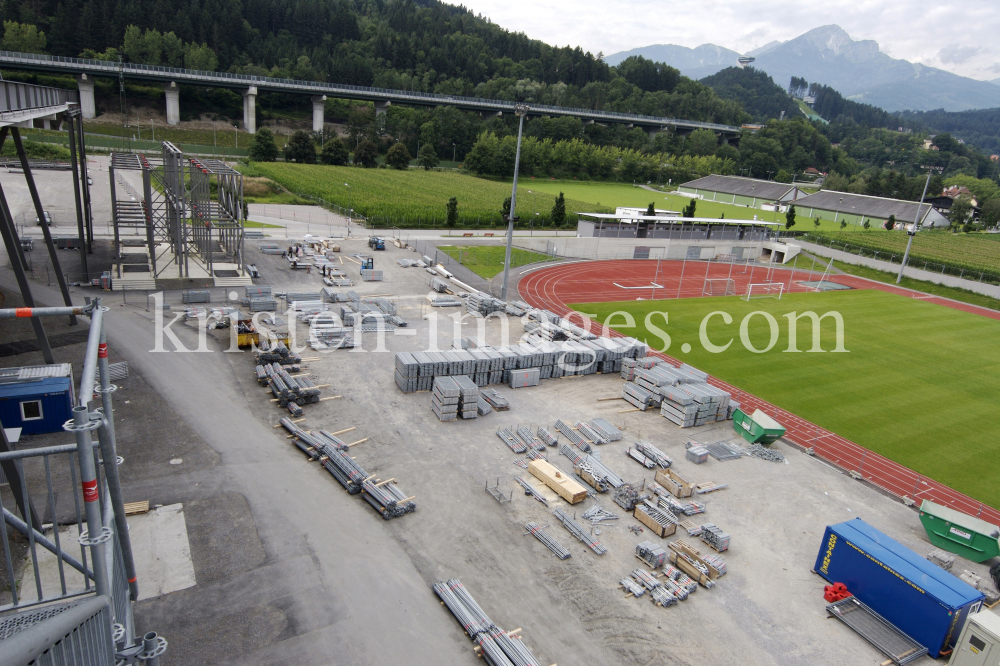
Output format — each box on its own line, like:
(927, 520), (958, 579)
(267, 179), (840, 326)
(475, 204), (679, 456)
(0, 269), (470, 665)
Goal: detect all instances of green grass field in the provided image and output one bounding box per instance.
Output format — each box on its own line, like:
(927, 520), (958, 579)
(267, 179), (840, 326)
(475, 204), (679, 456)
(438, 245), (553, 278)
(572, 290), (1000, 508)
(243, 163), (609, 227)
(830, 260), (1000, 311)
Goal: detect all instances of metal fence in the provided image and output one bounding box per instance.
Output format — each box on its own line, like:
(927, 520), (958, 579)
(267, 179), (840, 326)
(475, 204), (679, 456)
(799, 232), (1000, 286)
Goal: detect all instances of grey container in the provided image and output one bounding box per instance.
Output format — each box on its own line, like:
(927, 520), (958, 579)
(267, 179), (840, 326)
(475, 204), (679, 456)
(182, 290), (211, 303)
(686, 446), (709, 464)
(507, 368), (541, 388)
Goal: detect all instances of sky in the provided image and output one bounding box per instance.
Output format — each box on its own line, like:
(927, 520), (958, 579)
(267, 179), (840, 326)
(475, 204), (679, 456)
(457, 0), (1000, 81)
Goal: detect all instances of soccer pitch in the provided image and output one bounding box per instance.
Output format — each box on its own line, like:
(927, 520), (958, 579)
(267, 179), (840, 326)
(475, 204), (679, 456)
(572, 289), (1000, 508)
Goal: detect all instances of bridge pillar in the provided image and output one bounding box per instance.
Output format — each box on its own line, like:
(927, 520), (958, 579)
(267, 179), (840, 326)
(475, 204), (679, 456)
(76, 74), (96, 119)
(311, 95), (326, 132)
(647, 126), (666, 140)
(374, 100), (391, 117)
(164, 82), (180, 126)
(242, 87), (257, 134)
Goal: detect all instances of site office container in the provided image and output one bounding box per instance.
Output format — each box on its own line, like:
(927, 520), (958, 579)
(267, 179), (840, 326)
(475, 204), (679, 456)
(814, 518), (985, 658)
(0, 377), (73, 435)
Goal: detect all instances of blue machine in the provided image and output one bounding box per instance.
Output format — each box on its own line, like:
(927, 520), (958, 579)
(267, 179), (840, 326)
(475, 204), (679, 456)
(815, 518), (985, 658)
(0, 377), (74, 435)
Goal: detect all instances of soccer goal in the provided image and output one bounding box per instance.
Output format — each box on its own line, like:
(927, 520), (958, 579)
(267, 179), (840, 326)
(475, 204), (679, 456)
(743, 282), (785, 301)
(703, 278), (736, 297)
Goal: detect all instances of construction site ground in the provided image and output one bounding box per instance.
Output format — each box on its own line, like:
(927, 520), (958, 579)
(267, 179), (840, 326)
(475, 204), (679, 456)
(2, 227), (997, 665)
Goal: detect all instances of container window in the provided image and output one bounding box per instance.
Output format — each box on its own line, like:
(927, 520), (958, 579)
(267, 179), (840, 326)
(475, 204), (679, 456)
(20, 400), (43, 421)
(969, 634), (986, 651)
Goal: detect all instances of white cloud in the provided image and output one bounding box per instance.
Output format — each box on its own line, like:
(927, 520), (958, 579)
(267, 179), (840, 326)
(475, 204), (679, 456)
(457, 0), (1000, 80)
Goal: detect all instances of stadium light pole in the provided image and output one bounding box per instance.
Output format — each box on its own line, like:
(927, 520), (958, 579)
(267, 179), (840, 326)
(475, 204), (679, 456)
(897, 171), (932, 285)
(500, 103), (529, 300)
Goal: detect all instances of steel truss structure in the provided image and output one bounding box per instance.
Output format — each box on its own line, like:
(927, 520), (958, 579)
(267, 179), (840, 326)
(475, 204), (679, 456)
(109, 142), (246, 281)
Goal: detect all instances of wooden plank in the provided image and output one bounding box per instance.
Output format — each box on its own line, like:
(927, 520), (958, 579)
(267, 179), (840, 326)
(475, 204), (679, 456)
(123, 500), (149, 515)
(668, 550), (712, 587)
(528, 459), (587, 504)
(655, 468), (693, 498)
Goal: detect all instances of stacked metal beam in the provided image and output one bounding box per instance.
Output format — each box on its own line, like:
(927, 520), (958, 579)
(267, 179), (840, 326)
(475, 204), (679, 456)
(504, 300), (530, 316)
(360, 269), (384, 281)
(622, 382), (656, 411)
(467, 293), (506, 315)
(285, 291), (321, 302)
(433, 579), (543, 666)
(536, 427), (558, 447)
(255, 339), (301, 365)
(516, 426), (545, 451)
(507, 368), (540, 388)
(620, 577), (645, 597)
(477, 396), (493, 415)
(613, 483), (641, 511)
(430, 277), (449, 293)
(626, 448), (655, 469)
(659, 495), (706, 516)
(524, 522), (571, 560)
(452, 374), (480, 419)
(582, 503), (618, 525)
(497, 427), (528, 453)
(700, 523), (731, 552)
(634, 441), (672, 468)
(361, 478), (416, 520)
(516, 477), (548, 506)
(553, 508), (606, 555)
(267, 362), (321, 407)
(636, 541), (667, 568)
(481, 388), (509, 411)
(432, 376), (461, 421)
(576, 421), (607, 446)
(590, 418), (622, 441)
(554, 419), (590, 453)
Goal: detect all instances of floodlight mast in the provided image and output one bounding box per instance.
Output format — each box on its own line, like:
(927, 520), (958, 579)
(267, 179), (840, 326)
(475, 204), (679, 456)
(501, 103), (530, 300)
(897, 171), (932, 285)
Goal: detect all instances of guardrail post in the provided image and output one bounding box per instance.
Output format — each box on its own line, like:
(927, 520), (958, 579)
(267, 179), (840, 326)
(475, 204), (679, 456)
(70, 405), (111, 600)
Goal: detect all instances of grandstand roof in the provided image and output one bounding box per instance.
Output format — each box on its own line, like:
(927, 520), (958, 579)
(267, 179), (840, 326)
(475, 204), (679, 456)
(680, 175), (803, 201)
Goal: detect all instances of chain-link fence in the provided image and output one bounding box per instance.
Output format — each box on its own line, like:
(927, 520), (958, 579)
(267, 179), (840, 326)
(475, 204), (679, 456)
(798, 232), (1000, 286)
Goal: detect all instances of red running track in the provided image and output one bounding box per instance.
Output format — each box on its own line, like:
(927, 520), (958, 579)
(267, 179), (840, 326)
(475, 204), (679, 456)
(519, 259), (1000, 523)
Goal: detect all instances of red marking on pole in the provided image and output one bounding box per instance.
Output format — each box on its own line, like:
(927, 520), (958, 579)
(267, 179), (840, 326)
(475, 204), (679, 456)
(128, 576), (137, 583)
(98, 343), (108, 359)
(82, 479), (99, 503)
(15, 307), (32, 317)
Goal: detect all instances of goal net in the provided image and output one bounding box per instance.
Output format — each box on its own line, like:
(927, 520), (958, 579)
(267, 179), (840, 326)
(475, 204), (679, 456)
(703, 278), (736, 297)
(743, 282), (784, 301)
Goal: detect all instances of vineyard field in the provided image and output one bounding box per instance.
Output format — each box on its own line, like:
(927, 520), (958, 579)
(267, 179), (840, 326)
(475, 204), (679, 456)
(808, 230), (1000, 276)
(242, 163), (609, 227)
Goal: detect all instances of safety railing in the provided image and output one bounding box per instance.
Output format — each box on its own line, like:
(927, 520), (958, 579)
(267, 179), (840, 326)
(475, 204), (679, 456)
(0, 596), (116, 666)
(0, 50), (741, 132)
(0, 299), (161, 664)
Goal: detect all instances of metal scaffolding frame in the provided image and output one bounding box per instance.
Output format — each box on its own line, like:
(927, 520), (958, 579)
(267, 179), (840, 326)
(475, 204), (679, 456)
(109, 142), (245, 282)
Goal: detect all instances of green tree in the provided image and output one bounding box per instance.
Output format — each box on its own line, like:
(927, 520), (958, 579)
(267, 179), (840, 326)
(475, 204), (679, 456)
(283, 130), (316, 163)
(645, 202), (655, 216)
(885, 214), (896, 230)
(501, 196), (512, 222)
(386, 143), (411, 170)
(863, 220), (871, 229)
(785, 204), (796, 229)
(551, 192), (566, 227)
(3, 21), (47, 54)
(162, 32), (184, 67)
(682, 198), (697, 218)
(446, 197), (458, 227)
(418, 143), (439, 170)
(775, 169), (792, 183)
(184, 42), (218, 71)
(248, 127), (278, 162)
(814, 217), (821, 229)
(979, 198), (1000, 228)
(686, 129), (718, 156)
(353, 139), (379, 168)
(950, 195), (973, 226)
(320, 137), (350, 165)
(840, 220), (847, 230)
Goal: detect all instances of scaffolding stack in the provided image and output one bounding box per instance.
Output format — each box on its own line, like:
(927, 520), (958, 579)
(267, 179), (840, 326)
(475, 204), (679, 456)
(432, 376), (461, 422)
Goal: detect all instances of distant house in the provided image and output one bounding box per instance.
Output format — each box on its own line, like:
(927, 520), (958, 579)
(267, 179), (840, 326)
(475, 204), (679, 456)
(677, 175), (805, 208)
(941, 186), (977, 207)
(793, 191), (950, 228)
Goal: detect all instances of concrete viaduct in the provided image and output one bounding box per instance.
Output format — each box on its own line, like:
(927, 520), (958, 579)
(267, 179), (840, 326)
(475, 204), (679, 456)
(0, 50), (743, 141)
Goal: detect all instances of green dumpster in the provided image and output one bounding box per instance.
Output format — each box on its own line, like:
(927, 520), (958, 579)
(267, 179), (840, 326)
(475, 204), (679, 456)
(732, 408), (786, 445)
(918, 500), (1000, 563)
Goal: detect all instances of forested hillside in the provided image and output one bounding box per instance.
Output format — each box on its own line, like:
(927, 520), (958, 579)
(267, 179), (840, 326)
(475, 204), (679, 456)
(699, 67), (800, 123)
(898, 108), (1000, 156)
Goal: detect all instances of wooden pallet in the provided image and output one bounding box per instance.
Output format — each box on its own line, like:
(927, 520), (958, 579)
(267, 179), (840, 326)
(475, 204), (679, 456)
(123, 501), (149, 515)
